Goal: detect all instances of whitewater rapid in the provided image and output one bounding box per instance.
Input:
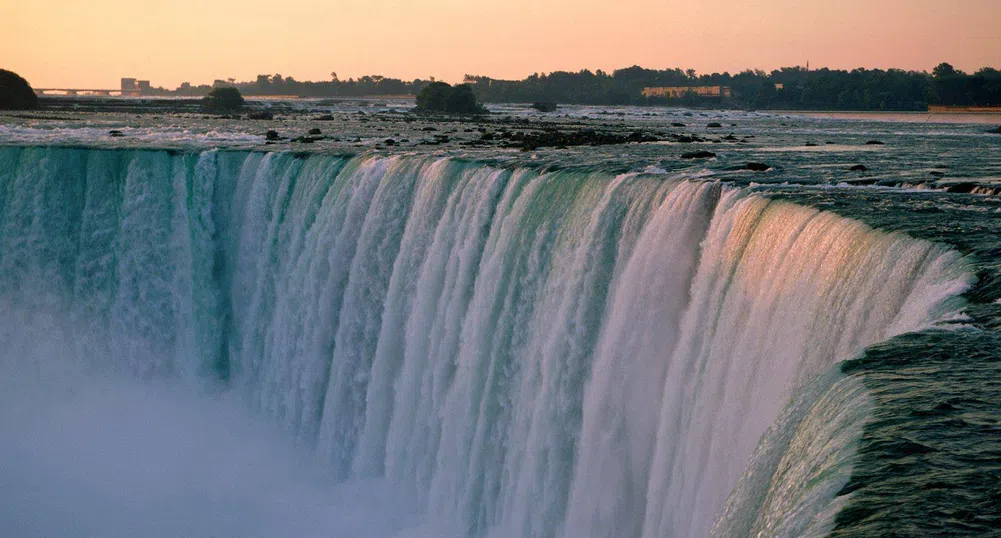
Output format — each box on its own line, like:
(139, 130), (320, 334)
(0, 147), (974, 537)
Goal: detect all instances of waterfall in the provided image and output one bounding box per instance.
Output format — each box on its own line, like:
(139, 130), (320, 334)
(0, 146), (974, 537)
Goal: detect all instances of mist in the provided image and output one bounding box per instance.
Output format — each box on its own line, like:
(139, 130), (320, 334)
(0, 302), (455, 538)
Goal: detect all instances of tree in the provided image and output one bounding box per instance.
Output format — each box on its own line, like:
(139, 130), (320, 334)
(975, 67), (1001, 79)
(933, 62), (959, 79)
(203, 86), (245, 113)
(415, 82), (486, 114)
(0, 69), (40, 110)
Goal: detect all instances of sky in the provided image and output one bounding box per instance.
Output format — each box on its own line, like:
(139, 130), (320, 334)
(2, 0), (999, 89)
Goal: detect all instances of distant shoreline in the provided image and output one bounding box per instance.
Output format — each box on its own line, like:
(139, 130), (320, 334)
(769, 110), (1001, 125)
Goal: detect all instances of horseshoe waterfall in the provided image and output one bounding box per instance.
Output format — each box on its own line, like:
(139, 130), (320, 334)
(0, 147), (973, 538)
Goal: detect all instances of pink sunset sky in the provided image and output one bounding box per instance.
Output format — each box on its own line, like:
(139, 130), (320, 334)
(2, 0), (999, 88)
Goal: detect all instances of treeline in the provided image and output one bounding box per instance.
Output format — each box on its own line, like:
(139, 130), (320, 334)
(159, 63), (1001, 110)
(159, 74), (432, 99)
(465, 63), (1001, 110)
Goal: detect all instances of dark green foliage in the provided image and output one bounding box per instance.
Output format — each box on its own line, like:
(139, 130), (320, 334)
(930, 65), (1001, 107)
(932, 62), (960, 79)
(466, 65), (1000, 110)
(415, 82), (486, 114)
(0, 69), (40, 110)
(167, 62), (1000, 111)
(203, 87), (245, 114)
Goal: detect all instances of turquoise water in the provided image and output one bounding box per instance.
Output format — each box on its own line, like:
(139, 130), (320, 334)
(0, 109), (999, 537)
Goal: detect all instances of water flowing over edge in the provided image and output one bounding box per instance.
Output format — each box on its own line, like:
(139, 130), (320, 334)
(0, 147), (975, 537)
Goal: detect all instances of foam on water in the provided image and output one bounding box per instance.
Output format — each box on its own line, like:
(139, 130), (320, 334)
(0, 146), (975, 537)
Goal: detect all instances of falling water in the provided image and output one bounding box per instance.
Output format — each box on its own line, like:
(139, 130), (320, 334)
(0, 147), (973, 537)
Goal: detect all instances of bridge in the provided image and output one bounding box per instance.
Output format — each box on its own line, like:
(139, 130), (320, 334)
(34, 88), (127, 96)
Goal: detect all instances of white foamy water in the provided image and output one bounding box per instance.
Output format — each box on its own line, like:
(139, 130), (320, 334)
(0, 146), (974, 537)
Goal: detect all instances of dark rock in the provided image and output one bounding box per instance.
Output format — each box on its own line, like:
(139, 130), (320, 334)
(681, 151), (716, 159)
(671, 122), (686, 127)
(805, 142), (819, 147)
(421, 126), (438, 131)
(316, 114), (335, 121)
(989, 126), (1001, 134)
(501, 128), (661, 150)
(627, 130), (657, 143)
(849, 164), (868, 171)
(945, 182), (978, 194)
(108, 130), (124, 137)
(384, 138), (397, 146)
(930, 171), (945, 177)
(265, 130), (280, 141)
(722, 134), (739, 141)
(865, 140), (885, 145)
(706, 122), (723, 128)
(308, 128), (322, 135)
(745, 162), (771, 172)
(671, 133), (708, 143)
(247, 110), (274, 120)
(531, 102), (558, 113)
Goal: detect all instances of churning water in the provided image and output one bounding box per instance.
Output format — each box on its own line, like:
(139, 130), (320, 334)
(2, 139), (994, 537)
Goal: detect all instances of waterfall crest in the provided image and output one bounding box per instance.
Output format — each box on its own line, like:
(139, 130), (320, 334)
(0, 147), (973, 537)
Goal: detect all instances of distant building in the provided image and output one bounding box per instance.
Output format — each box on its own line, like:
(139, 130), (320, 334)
(642, 86), (732, 99)
(120, 78), (151, 96)
(121, 78), (138, 96)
